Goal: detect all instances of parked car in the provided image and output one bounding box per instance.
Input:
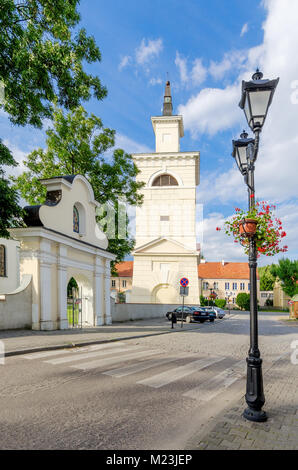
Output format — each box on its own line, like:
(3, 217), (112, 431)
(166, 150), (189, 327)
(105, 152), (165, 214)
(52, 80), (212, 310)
(193, 306), (216, 322)
(166, 306), (210, 323)
(212, 307), (226, 319)
(202, 306), (226, 319)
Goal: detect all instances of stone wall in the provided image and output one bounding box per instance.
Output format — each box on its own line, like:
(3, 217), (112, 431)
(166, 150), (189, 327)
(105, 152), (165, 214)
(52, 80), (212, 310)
(111, 298), (195, 322)
(0, 275), (32, 330)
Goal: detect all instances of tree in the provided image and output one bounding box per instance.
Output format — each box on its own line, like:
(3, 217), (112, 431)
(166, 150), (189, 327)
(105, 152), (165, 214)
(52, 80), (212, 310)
(215, 299), (226, 309)
(271, 259), (298, 298)
(0, 0), (107, 231)
(258, 265), (276, 291)
(0, 139), (24, 237)
(236, 293), (250, 311)
(13, 106), (145, 264)
(0, 0), (106, 128)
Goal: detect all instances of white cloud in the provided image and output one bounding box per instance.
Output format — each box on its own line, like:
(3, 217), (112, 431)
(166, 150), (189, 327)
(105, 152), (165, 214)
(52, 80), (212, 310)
(191, 58), (208, 86)
(197, 211), (246, 262)
(119, 55), (132, 71)
(178, 84), (242, 136)
(115, 134), (152, 154)
(209, 50), (246, 80)
(175, 52), (188, 84)
(149, 77), (162, 86)
(181, 0), (298, 262)
(135, 38), (163, 65)
(2, 139), (27, 177)
(175, 52), (207, 87)
(240, 23), (249, 37)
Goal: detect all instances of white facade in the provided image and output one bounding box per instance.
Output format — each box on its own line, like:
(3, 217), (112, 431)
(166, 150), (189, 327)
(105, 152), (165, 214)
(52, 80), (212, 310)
(0, 238), (20, 294)
(131, 83), (200, 304)
(9, 175), (115, 330)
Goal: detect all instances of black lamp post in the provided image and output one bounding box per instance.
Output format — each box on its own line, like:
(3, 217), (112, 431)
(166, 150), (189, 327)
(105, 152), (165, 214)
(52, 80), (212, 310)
(233, 69), (279, 423)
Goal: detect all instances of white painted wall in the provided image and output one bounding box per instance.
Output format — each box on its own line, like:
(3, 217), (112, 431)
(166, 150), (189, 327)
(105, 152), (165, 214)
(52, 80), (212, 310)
(0, 238), (20, 294)
(111, 298), (193, 322)
(0, 275), (32, 329)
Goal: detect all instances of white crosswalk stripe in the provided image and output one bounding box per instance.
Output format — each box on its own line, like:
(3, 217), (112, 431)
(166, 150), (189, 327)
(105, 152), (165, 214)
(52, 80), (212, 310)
(183, 360), (246, 401)
(103, 356), (180, 378)
(70, 349), (163, 370)
(24, 342), (126, 360)
(23, 344), (248, 401)
(44, 346), (136, 365)
(136, 356), (225, 388)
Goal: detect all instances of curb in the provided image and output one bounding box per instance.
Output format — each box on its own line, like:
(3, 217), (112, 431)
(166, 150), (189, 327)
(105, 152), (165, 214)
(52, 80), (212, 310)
(4, 314), (236, 358)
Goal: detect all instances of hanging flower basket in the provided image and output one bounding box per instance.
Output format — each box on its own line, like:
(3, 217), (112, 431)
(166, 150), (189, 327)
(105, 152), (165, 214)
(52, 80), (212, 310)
(239, 218), (258, 238)
(217, 202), (288, 257)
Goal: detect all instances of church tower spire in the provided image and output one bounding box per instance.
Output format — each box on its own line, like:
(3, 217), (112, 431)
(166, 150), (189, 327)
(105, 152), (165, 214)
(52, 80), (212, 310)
(163, 80), (173, 116)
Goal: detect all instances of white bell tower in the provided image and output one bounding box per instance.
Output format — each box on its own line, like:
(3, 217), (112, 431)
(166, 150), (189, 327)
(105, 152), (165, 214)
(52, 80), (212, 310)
(130, 81), (200, 305)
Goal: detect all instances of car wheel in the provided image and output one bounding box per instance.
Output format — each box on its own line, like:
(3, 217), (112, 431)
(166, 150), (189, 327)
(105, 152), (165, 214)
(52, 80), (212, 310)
(167, 314), (172, 321)
(210, 318), (214, 322)
(199, 320), (204, 323)
(186, 315), (191, 324)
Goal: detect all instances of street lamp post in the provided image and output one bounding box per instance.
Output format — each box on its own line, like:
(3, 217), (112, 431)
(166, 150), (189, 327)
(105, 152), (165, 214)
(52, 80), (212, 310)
(233, 70), (279, 423)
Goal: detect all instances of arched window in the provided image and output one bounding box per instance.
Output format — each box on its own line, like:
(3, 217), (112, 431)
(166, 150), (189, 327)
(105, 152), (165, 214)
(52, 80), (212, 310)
(152, 174), (178, 187)
(73, 206), (80, 233)
(0, 245), (6, 277)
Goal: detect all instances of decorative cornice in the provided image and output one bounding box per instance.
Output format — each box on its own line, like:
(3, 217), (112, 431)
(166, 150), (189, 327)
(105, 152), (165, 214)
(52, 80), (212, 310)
(132, 152), (199, 160)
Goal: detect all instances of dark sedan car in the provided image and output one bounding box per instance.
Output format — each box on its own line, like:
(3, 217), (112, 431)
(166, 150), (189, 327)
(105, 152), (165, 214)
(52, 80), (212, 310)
(166, 306), (211, 323)
(195, 306), (216, 322)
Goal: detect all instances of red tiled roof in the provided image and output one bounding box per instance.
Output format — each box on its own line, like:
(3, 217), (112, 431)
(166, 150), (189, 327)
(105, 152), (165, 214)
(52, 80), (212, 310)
(198, 262), (259, 280)
(115, 261), (258, 280)
(114, 261), (133, 277)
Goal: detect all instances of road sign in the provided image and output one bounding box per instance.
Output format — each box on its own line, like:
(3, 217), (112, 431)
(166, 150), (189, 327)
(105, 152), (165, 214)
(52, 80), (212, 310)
(180, 286), (189, 297)
(180, 277), (189, 287)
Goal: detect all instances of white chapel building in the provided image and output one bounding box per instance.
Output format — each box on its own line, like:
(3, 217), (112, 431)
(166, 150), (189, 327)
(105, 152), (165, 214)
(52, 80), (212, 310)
(130, 81), (200, 304)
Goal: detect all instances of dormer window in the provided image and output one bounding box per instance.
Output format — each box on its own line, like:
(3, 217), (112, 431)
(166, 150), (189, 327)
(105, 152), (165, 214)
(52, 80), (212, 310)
(73, 206), (80, 233)
(152, 174), (178, 187)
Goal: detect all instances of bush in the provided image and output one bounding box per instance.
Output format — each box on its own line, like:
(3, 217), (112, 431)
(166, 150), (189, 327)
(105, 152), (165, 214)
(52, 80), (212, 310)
(265, 298), (273, 307)
(236, 293), (250, 311)
(215, 299), (226, 309)
(200, 295), (207, 306)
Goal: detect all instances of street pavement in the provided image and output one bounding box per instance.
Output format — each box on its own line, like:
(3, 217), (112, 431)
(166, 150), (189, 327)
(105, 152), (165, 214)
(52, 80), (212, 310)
(0, 312), (297, 450)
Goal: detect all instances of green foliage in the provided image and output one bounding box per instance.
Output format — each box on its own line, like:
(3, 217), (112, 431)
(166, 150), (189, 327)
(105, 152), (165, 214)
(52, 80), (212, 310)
(258, 265), (276, 291)
(215, 299), (226, 309)
(265, 298), (273, 307)
(0, 139), (24, 237)
(13, 106), (145, 263)
(67, 277), (78, 297)
(0, 0), (106, 128)
(117, 291), (126, 304)
(236, 292), (250, 311)
(271, 259), (298, 298)
(200, 295), (207, 306)
(0, 0), (107, 233)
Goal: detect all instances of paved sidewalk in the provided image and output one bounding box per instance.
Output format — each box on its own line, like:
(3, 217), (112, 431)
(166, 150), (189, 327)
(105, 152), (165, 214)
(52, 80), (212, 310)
(0, 316), (232, 356)
(187, 354), (298, 450)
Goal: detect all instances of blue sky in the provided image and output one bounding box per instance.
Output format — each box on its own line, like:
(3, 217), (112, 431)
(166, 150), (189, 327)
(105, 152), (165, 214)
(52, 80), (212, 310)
(1, 0), (298, 265)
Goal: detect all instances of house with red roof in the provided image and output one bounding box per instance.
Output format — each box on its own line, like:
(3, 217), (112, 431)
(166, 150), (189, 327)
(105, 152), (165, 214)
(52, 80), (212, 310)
(111, 259), (260, 306)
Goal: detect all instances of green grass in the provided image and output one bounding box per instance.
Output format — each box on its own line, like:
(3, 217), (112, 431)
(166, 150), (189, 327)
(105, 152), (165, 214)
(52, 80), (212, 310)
(67, 304), (80, 326)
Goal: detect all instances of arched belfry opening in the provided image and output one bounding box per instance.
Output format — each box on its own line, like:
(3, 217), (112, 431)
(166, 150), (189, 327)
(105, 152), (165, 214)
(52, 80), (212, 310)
(152, 174), (178, 187)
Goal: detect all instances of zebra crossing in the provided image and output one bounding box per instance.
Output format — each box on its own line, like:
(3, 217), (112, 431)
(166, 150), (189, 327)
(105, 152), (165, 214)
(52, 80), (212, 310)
(23, 342), (247, 403)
